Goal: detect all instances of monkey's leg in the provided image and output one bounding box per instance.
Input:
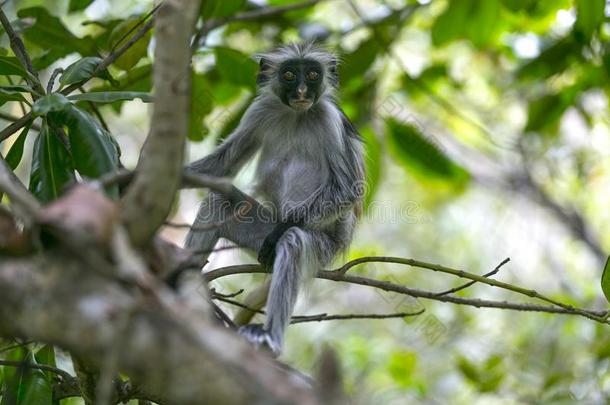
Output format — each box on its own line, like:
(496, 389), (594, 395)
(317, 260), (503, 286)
(239, 227), (338, 355)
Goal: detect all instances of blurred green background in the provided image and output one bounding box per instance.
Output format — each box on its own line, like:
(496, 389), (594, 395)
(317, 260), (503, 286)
(1, 0), (610, 403)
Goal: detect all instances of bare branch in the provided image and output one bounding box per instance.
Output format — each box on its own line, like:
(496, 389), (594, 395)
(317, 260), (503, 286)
(434, 257), (510, 296)
(192, 0), (327, 50)
(0, 8), (46, 96)
(0, 253), (319, 404)
(204, 261), (609, 324)
(0, 156), (41, 226)
(120, 0), (200, 247)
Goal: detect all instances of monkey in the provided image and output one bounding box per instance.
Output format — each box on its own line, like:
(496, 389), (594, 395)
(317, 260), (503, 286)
(185, 43), (365, 355)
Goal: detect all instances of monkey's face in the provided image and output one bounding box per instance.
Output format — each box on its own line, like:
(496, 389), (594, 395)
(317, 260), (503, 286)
(277, 59), (324, 111)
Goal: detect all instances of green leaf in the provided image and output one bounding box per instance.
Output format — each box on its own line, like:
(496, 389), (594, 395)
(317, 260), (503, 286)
(108, 16), (152, 71)
(0, 85), (29, 105)
(17, 7), (97, 69)
(32, 93), (72, 116)
(517, 37), (581, 81)
(201, 0), (245, 18)
(68, 91), (152, 103)
(601, 256), (610, 304)
(574, 0), (605, 41)
(0, 56), (28, 77)
(524, 94), (569, 133)
(189, 72), (214, 142)
(214, 47), (258, 89)
(339, 38), (378, 83)
(29, 121), (76, 202)
(431, 0), (474, 46)
(90, 64), (152, 112)
(360, 126), (381, 209)
(49, 106), (119, 196)
(0, 349), (53, 405)
(387, 351), (417, 388)
(5, 123), (32, 170)
(34, 345), (56, 383)
(59, 57), (104, 86)
(69, 0), (94, 12)
(499, 0), (537, 13)
(464, 0), (501, 47)
(386, 119), (470, 185)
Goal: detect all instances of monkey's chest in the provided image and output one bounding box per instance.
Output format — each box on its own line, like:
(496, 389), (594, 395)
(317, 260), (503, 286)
(255, 152), (328, 205)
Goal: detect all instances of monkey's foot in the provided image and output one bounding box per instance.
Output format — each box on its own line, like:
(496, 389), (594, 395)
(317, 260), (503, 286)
(238, 324), (281, 356)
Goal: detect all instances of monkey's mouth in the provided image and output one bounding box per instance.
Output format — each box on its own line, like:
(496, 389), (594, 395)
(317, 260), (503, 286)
(289, 99), (313, 110)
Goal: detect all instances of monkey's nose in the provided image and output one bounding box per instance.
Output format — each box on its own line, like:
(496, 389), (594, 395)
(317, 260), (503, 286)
(297, 84), (307, 98)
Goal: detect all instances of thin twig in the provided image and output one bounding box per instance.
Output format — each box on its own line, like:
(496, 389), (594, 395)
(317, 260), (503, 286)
(0, 8), (45, 96)
(0, 360), (74, 382)
(192, 0), (326, 51)
(204, 261), (610, 324)
(291, 309), (424, 324)
(0, 112), (40, 132)
(434, 257), (510, 296)
(47, 68), (63, 94)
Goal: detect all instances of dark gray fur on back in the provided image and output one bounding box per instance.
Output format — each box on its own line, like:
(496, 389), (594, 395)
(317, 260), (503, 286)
(185, 43), (365, 354)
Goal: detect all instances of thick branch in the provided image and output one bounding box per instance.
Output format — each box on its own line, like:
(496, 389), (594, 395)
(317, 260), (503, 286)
(0, 252), (318, 404)
(121, 0), (200, 247)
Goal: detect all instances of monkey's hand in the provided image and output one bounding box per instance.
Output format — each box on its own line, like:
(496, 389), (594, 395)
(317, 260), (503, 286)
(257, 219), (302, 267)
(238, 324), (280, 356)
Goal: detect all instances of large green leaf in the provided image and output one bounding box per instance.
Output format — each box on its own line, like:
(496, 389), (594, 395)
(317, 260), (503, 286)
(601, 256), (610, 304)
(0, 349), (53, 405)
(34, 345), (57, 384)
(189, 72), (214, 142)
(201, 0), (245, 18)
(339, 37), (379, 83)
(4, 123), (32, 170)
(68, 0), (94, 12)
(431, 0), (473, 46)
(432, 0), (501, 47)
(108, 16), (152, 71)
(17, 7), (97, 69)
(386, 119), (469, 185)
(68, 91), (152, 103)
(517, 37), (581, 81)
(29, 121), (76, 202)
(524, 93), (571, 134)
(0, 85), (29, 106)
(90, 64), (152, 112)
(214, 47), (258, 89)
(49, 106), (119, 196)
(464, 0), (502, 47)
(574, 0), (605, 42)
(32, 93), (72, 116)
(59, 57), (104, 86)
(360, 125), (382, 209)
(0, 56), (28, 77)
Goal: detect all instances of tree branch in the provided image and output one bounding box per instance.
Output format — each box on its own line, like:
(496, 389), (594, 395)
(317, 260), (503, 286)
(0, 8), (46, 96)
(433, 257), (510, 296)
(0, 252), (319, 404)
(120, 0), (200, 247)
(192, 0), (326, 50)
(204, 260), (609, 324)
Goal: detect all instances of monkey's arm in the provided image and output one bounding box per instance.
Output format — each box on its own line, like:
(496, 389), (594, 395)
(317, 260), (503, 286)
(186, 107), (262, 177)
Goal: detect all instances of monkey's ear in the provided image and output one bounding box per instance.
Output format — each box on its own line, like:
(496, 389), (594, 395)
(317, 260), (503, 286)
(257, 57), (272, 85)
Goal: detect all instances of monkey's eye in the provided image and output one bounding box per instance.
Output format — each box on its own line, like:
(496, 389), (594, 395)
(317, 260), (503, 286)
(283, 71), (296, 81)
(307, 71), (319, 81)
